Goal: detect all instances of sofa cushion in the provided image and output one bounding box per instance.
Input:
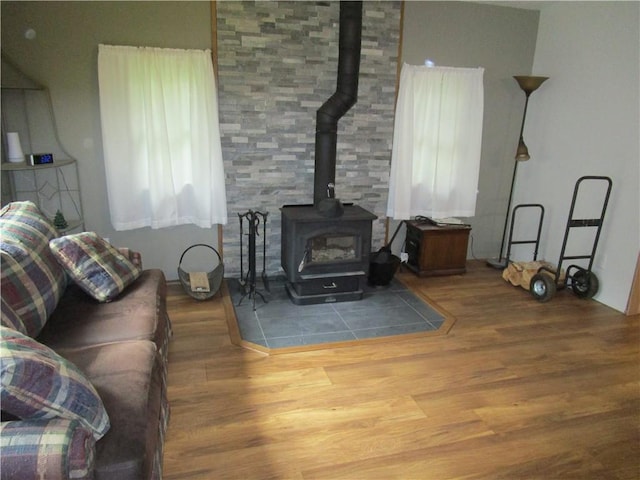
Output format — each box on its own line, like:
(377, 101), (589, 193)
(38, 270), (171, 359)
(0, 326), (110, 440)
(1, 201), (67, 337)
(49, 232), (142, 303)
(0, 418), (96, 480)
(58, 340), (161, 480)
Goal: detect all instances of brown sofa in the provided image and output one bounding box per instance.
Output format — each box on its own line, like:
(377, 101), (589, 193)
(1, 201), (172, 480)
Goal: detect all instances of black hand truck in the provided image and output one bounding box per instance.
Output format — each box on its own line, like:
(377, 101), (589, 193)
(505, 203), (545, 264)
(530, 176), (613, 302)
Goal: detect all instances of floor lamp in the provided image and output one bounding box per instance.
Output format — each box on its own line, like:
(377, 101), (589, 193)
(487, 75), (548, 269)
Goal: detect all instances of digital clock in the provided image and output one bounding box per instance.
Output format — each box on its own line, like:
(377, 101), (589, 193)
(29, 153), (54, 165)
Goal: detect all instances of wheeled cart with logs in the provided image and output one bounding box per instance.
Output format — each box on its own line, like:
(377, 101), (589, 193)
(530, 176), (612, 302)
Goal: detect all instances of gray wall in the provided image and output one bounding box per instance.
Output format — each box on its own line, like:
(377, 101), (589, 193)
(217, 1), (401, 277)
(401, 1), (540, 259)
(520, 2), (639, 312)
(1, 1), (218, 277)
(3, 1), (634, 311)
(1, 1), (539, 281)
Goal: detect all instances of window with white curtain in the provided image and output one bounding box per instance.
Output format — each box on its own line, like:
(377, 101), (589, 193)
(98, 44), (227, 231)
(386, 64), (484, 220)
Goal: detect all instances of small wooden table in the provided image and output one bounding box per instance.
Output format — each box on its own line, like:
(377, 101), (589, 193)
(404, 220), (471, 277)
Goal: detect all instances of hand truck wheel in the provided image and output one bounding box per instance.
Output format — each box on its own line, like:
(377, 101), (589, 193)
(530, 273), (556, 302)
(571, 268), (599, 299)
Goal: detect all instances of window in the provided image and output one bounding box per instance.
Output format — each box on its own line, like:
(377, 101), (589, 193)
(386, 64), (484, 220)
(98, 45), (227, 230)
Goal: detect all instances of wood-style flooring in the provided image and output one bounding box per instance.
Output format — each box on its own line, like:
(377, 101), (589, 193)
(163, 260), (639, 479)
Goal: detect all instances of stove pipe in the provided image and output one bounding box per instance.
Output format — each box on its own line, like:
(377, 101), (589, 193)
(313, 1), (363, 217)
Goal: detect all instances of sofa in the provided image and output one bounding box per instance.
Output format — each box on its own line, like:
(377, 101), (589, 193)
(0, 201), (172, 480)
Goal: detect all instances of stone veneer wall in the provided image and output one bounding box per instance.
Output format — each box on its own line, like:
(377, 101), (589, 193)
(217, 1), (401, 277)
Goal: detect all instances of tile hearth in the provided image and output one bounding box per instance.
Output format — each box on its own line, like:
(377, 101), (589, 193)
(227, 276), (447, 349)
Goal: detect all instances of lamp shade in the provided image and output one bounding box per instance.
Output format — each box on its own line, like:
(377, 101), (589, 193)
(6, 132), (25, 163)
(513, 75), (548, 95)
(515, 138), (530, 161)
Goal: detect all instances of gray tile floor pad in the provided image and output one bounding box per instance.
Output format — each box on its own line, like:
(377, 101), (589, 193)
(227, 276), (446, 349)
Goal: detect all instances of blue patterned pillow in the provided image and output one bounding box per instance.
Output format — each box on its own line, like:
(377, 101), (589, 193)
(49, 232), (142, 302)
(0, 326), (110, 440)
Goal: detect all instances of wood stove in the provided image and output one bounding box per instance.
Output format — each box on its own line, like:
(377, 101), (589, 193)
(280, 2), (375, 305)
(281, 204), (375, 305)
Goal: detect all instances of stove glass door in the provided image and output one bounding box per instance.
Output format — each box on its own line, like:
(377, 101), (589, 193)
(309, 234), (357, 263)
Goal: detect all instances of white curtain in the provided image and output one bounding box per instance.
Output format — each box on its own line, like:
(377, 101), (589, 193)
(98, 45), (227, 230)
(386, 64), (484, 220)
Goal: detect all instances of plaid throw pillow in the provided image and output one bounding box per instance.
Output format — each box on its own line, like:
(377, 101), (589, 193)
(49, 232), (142, 303)
(0, 418), (96, 480)
(1, 297), (27, 335)
(0, 326), (110, 440)
(1, 201), (68, 337)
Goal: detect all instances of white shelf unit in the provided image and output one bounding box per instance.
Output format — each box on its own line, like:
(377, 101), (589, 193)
(1, 158), (84, 234)
(1, 55), (84, 233)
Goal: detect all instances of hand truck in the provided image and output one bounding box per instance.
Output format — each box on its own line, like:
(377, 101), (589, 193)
(505, 203), (545, 264)
(530, 176), (613, 302)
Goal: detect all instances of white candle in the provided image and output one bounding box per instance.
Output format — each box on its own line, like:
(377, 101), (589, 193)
(6, 132), (25, 163)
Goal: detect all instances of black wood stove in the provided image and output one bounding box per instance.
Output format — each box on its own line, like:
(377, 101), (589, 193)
(281, 203), (375, 305)
(280, 1), (376, 305)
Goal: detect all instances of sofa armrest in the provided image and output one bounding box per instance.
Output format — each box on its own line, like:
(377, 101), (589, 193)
(0, 418), (95, 480)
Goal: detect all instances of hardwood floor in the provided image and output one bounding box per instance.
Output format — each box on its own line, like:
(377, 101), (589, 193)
(163, 260), (639, 479)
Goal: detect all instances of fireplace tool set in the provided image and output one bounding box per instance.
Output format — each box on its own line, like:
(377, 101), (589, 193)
(238, 210), (269, 310)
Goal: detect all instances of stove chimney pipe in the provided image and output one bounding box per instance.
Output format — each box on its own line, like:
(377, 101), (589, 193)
(313, 1), (363, 217)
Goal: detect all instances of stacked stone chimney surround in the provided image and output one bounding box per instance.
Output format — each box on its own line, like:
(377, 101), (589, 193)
(217, 1), (401, 277)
